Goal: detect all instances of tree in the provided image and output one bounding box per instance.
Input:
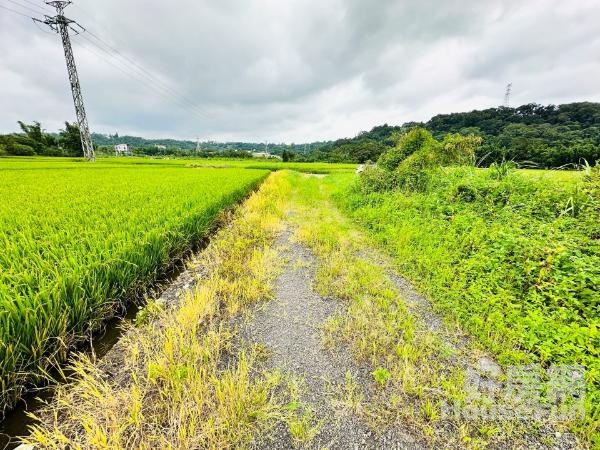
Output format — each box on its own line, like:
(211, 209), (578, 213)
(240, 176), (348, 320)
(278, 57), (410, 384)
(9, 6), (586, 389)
(17, 121), (45, 153)
(59, 122), (84, 156)
(282, 150), (296, 162)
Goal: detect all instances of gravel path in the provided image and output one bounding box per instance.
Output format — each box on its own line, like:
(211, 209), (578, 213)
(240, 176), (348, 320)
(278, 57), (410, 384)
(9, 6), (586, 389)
(230, 216), (581, 450)
(235, 229), (424, 450)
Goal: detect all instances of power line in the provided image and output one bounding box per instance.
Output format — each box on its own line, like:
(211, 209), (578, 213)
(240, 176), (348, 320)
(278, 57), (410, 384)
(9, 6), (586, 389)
(62, 3), (210, 119)
(0, 3), (36, 18)
(20, 0), (52, 12)
(80, 29), (210, 118)
(73, 34), (209, 121)
(4, 0), (46, 16)
(10, 1), (209, 137)
(73, 32), (210, 120)
(74, 33), (202, 116)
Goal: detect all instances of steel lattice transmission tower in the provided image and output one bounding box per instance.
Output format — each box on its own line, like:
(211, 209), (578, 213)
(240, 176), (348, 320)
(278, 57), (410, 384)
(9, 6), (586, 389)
(504, 82), (513, 108)
(35, 1), (95, 161)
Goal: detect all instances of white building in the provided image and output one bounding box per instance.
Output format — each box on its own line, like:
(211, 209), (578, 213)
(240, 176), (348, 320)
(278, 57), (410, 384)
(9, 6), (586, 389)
(114, 144), (132, 156)
(252, 152), (280, 159)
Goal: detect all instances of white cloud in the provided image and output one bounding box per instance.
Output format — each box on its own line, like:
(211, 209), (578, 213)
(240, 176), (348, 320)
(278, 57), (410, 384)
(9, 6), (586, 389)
(1, 0), (599, 142)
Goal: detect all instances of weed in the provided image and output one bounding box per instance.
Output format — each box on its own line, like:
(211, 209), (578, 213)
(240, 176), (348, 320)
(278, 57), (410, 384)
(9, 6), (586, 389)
(372, 367), (391, 387)
(341, 156), (600, 446)
(287, 408), (321, 445)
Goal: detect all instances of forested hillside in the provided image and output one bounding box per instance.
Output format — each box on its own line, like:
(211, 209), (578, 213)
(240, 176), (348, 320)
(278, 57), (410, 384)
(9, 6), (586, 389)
(311, 102), (600, 167)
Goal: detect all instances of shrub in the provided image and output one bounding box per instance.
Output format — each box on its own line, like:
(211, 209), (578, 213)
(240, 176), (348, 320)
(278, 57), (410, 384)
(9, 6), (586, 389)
(378, 128), (437, 171)
(358, 166), (398, 193)
(8, 143), (36, 156)
(371, 131), (482, 193)
(439, 134), (481, 166)
(394, 135), (480, 192)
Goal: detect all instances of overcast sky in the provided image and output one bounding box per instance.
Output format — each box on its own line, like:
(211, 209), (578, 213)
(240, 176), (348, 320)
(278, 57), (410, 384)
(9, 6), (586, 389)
(1, 0), (599, 143)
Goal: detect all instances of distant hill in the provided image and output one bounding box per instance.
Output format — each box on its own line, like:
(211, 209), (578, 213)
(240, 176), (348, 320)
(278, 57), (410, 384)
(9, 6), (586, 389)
(92, 133), (197, 150)
(91, 133), (330, 156)
(311, 102), (600, 167)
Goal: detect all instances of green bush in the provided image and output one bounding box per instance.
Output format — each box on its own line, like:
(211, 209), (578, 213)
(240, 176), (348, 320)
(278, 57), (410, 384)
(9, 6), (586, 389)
(378, 128), (436, 171)
(393, 133), (481, 192)
(438, 133), (481, 166)
(357, 166), (398, 193)
(8, 143), (36, 156)
(360, 129), (483, 194)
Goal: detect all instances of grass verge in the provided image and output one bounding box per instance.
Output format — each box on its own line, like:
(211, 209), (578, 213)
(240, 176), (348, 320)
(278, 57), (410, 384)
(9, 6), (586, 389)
(286, 172), (579, 449)
(336, 165), (599, 448)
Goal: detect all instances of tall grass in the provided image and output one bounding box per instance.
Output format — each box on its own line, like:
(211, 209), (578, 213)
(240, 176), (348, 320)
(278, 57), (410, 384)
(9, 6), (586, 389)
(337, 165), (600, 447)
(0, 165), (268, 410)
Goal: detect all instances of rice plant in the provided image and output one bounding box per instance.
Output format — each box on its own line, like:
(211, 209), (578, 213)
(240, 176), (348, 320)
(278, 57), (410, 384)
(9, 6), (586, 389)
(0, 163), (268, 410)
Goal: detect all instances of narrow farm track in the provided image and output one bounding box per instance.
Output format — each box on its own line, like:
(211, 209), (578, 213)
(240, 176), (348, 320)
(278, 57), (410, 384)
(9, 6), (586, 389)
(234, 229), (422, 449)
(230, 174), (580, 449)
(18, 172), (583, 449)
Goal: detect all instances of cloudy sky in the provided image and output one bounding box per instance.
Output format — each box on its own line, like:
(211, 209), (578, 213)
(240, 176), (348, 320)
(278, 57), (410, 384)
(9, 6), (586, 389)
(1, 0), (599, 143)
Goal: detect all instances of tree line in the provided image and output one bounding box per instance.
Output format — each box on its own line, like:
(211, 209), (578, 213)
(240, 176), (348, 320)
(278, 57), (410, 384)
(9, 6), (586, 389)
(304, 102), (600, 167)
(2, 102), (599, 167)
(0, 122), (84, 157)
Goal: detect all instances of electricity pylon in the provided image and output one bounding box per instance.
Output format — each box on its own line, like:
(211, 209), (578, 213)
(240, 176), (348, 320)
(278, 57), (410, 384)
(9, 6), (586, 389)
(35, 1), (95, 161)
(504, 83), (512, 108)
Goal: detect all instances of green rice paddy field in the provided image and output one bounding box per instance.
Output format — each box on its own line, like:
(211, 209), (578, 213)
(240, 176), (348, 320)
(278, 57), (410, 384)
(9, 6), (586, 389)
(0, 159), (276, 409)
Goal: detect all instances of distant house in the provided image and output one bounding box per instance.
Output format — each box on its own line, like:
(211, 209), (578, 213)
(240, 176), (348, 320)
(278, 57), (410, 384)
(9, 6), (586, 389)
(252, 152), (280, 160)
(114, 144), (132, 156)
(155, 145), (167, 150)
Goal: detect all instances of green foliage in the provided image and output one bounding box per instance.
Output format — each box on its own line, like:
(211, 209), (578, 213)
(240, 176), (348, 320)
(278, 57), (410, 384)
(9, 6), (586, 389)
(6, 142), (36, 156)
(358, 166), (398, 193)
(361, 129), (481, 193)
(0, 121), (86, 157)
(338, 168), (600, 445)
(281, 149), (295, 162)
(17, 121), (45, 152)
(489, 160), (518, 180)
(134, 300), (165, 327)
(378, 128), (437, 171)
(59, 121), (84, 156)
(427, 102), (600, 167)
(309, 102), (600, 166)
(326, 139), (387, 163)
(372, 367), (391, 387)
(0, 162), (269, 411)
(438, 134), (481, 166)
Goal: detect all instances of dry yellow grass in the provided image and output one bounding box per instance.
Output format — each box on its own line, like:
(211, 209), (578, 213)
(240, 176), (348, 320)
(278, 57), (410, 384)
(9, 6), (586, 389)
(23, 171), (292, 450)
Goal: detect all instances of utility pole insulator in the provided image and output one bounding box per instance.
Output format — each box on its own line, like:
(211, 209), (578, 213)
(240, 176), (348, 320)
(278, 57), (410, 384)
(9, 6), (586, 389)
(35, 1), (95, 161)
